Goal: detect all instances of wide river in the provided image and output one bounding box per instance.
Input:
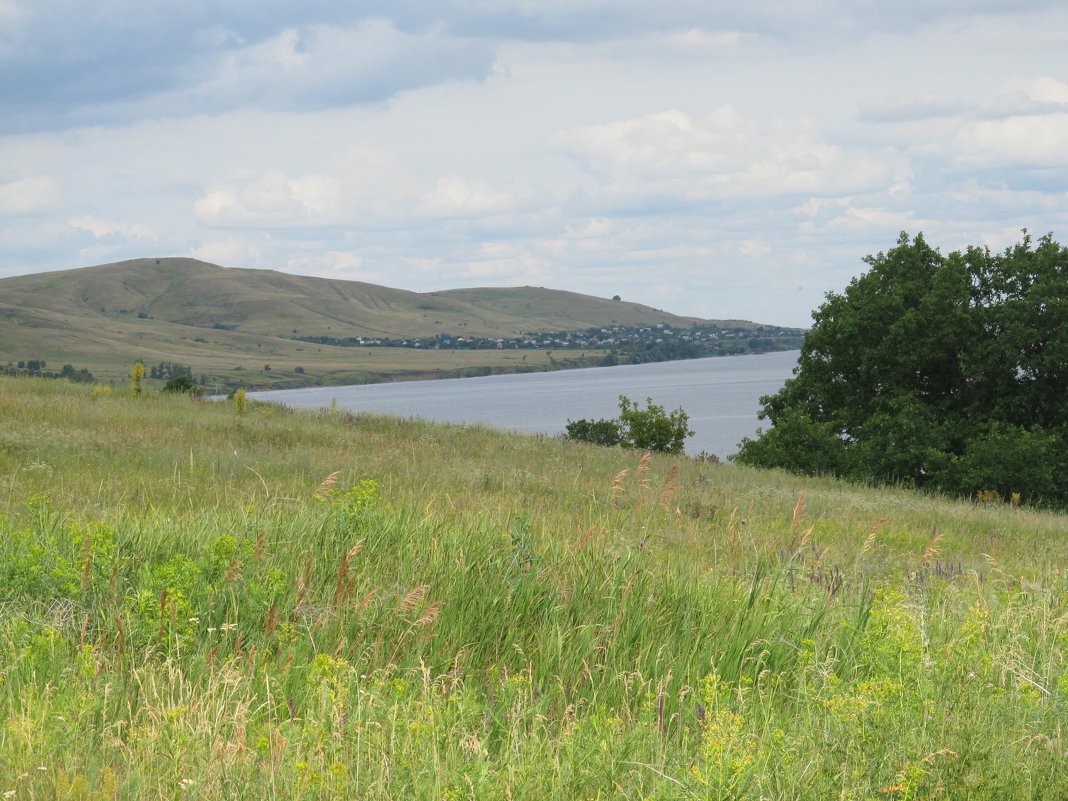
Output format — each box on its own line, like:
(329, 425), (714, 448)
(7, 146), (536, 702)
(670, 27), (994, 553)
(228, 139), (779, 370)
(249, 349), (799, 459)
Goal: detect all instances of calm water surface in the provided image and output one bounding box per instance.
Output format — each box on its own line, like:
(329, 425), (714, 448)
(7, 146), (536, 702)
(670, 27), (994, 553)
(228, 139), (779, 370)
(250, 350), (799, 459)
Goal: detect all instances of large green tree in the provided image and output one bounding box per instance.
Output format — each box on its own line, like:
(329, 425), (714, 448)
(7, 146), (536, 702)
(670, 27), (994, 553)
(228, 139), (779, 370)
(733, 232), (1068, 505)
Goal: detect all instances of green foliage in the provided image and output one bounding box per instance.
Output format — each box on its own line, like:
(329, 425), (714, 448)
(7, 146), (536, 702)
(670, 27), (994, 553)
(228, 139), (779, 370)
(2, 360), (93, 383)
(735, 231), (1068, 506)
(617, 395), (694, 455)
(148, 361), (191, 381)
(58, 364), (95, 382)
(161, 374), (198, 394)
(6, 376), (1068, 797)
(567, 395), (693, 454)
(564, 416), (621, 447)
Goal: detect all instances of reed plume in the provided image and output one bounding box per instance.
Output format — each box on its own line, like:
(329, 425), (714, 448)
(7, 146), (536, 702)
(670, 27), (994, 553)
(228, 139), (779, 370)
(922, 528), (944, 561)
(396, 585), (429, 615)
(315, 470), (341, 500)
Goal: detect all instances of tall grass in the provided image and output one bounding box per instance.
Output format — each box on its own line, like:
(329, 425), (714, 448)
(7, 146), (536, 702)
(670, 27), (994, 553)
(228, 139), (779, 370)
(2, 375), (1068, 798)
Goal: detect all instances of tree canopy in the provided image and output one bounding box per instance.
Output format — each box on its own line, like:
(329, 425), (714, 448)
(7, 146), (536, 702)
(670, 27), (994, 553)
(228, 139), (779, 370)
(733, 231), (1068, 506)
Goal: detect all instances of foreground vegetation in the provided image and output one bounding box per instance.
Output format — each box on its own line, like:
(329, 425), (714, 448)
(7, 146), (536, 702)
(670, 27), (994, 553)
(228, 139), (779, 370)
(3, 375), (1068, 799)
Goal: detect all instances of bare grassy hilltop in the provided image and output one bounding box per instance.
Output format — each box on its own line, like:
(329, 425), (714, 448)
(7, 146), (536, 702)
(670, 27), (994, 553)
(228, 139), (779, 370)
(0, 258), (799, 390)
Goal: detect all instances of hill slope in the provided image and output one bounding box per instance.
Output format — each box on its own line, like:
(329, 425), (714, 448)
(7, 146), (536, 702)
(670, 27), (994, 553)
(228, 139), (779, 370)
(0, 257), (706, 338)
(1, 375), (1066, 798)
(0, 257), (790, 388)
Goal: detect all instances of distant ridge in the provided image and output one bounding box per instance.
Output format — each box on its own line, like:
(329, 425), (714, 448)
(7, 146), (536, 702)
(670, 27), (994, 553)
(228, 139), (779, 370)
(0, 257), (795, 389)
(0, 257), (711, 338)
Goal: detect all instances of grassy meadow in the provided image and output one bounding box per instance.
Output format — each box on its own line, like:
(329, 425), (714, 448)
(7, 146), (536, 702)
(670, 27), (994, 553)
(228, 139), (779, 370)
(2, 375), (1068, 799)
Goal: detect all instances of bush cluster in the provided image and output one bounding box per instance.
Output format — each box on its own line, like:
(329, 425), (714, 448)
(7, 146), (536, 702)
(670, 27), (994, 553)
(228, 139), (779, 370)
(566, 394), (693, 455)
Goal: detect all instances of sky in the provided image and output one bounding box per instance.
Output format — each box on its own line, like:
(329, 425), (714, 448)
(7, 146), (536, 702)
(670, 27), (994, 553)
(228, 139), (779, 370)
(1, 2), (1067, 328)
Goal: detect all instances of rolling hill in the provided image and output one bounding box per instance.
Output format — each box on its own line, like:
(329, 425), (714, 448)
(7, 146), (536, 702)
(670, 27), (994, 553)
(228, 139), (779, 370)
(0, 257), (793, 389)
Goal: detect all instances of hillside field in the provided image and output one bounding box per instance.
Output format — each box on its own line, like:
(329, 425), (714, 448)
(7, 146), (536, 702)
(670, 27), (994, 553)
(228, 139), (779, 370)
(2, 376), (1068, 799)
(0, 258), (721, 390)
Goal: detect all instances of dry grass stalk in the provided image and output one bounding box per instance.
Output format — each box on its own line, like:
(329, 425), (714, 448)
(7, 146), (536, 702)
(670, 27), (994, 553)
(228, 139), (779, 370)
(798, 525), (814, 551)
(610, 469), (629, 497)
(576, 527), (596, 552)
(396, 585), (429, 614)
(315, 470), (341, 500)
(295, 554), (314, 609)
(246, 465), (271, 501)
(415, 600), (444, 626)
(356, 589), (378, 612)
(264, 604), (280, 636)
(254, 528), (267, 558)
(225, 555), (243, 580)
(333, 539), (365, 606)
(637, 452), (652, 489)
(861, 518), (888, 556)
(922, 529), (945, 561)
(659, 465), (680, 507)
(115, 615), (125, 657)
(791, 493), (806, 531)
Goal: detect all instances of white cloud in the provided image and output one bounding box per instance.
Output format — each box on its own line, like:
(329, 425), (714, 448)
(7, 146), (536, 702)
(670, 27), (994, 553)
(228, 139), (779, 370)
(464, 241), (552, 281)
(164, 21), (493, 117)
(417, 177), (522, 218)
(857, 94), (974, 123)
(947, 179), (1064, 211)
(988, 77), (1068, 114)
(955, 113), (1068, 167)
(69, 215), (156, 240)
(193, 237), (264, 267)
(0, 176), (59, 214)
(556, 107), (895, 203)
(4, 2), (1068, 329)
(194, 170), (344, 227)
(795, 195), (921, 235)
(285, 250), (367, 279)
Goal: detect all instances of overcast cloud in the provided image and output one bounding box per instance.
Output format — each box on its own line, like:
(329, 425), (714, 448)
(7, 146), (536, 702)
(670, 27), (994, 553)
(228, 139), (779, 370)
(2, 0), (1067, 326)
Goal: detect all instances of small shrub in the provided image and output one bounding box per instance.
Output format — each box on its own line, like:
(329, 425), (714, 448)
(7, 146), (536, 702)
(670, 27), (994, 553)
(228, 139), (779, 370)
(161, 375), (199, 395)
(565, 417), (621, 447)
(567, 395), (693, 454)
(618, 395), (692, 455)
